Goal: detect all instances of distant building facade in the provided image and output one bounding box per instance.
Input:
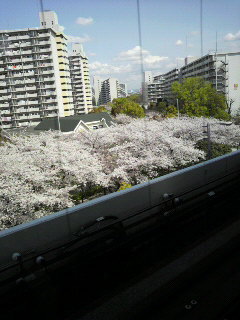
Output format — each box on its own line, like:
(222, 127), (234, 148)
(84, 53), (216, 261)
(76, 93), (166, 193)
(69, 43), (92, 114)
(93, 76), (127, 105)
(0, 10), (93, 130)
(147, 52), (240, 113)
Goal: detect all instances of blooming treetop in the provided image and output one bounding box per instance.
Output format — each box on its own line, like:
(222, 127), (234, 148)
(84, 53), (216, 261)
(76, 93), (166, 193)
(0, 116), (239, 230)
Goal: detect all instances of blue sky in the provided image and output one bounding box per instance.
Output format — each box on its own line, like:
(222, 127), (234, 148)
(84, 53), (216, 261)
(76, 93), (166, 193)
(1, 0), (240, 89)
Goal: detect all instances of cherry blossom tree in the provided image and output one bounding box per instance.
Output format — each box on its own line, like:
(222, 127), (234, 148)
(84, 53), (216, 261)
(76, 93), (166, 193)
(0, 116), (239, 230)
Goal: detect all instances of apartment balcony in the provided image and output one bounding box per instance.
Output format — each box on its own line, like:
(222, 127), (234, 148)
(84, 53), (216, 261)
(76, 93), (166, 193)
(43, 99), (57, 103)
(19, 42), (32, 48)
(0, 88), (8, 93)
(0, 96), (11, 102)
(1, 111), (12, 118)
(24, 79), (35, 84)
(1, 101), (10, 107)
(26, 86), (37, 91)
(28, 100), (39, 105)
(22, 57), (33, 63)
(27, 92), (38, 98)
(28, 107), (40, 112)
(42, 69), (54, 75)
(0, 67), (4, 71)
(43, 77), (55, 82)
(1, 123), (12, 128)
(15, 87), (26, 92)
(15, 94), (26, 98)
(37, 32), (50, 38)
(15, 107), (26, 113)
(22, 64), (34, 70)
(39, 48), (51, 53)
(18, 115), (29, 120)
(44, 84), (55, 89)
(21, 50), (32, 55)
(38, 63), (53, 68)
(45, 113), (58, 117)
(12, 73), (23, 78)
(0, 81), (6, 86)
(45, 106), (57, 111)
(30, 114), (41, 119)
(37, 41), (51, 46)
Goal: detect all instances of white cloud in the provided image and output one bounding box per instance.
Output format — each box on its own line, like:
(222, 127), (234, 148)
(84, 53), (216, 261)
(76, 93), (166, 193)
(166, 63), (177, 69)
(176, 57), (185, 61)
(144, 55), (168, 64)
(115, 46), (168, 67)
(76, 17), (94, 26)
(176, 40), (183, 46)
(224, 30), (240, 41)
(89, 46), (169, 86)
(67, 34), (91, 43)
(188, 43), (194, 48)
(88, 52), (96, 56)
(115, 46), (149, 61)
(89, 61), (132, 75)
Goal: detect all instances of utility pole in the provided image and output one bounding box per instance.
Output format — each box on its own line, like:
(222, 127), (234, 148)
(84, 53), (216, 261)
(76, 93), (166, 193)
(177, 98), (180, 119)
(57, 110), (61, 132)
(215, 31), (218, 91)
(200, 0), (203, 57)
(203, 123), (211, 160)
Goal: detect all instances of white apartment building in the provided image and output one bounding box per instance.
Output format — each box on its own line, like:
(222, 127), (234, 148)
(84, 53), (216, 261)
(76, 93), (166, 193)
(93, 76), (127, 105)
(147, 75), (164, 104)
(69, 43), (93, 114)
(101, 78), (119, 104)
(151, 52), (240, 113)
(93, 76), (102, 106)
(144, 71), (153, 84)
(180, 52), (240, 113)
(118, 83), (128, 98)
(0, 11), (74, 129)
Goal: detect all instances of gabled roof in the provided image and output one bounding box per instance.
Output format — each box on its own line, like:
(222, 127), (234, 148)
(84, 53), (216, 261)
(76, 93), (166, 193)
(34, 112), (114, 132)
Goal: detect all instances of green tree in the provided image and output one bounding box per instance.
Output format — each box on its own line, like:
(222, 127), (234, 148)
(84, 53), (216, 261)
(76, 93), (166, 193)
(156, 102), (178, 118)
(90, 106), (108, 113)
(111, 98), (145, 118)
(196, 139), (232, 159)
(126, 94), (141, 104)
(171, 77), (230, 120)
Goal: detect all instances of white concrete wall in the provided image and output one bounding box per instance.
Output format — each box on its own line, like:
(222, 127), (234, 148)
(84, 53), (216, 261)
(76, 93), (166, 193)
(227, 53), (240, 114)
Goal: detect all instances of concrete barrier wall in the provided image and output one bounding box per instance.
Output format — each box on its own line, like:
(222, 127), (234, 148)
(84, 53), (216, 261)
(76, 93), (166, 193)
(0, 151), (240, 269)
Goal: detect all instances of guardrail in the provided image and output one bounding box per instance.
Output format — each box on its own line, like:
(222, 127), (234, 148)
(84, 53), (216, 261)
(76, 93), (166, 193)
(0, 151), (240, 282)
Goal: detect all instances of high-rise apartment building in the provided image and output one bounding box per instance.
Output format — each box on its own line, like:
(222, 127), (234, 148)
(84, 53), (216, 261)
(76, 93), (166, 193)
(101, 78), (119, 104)
(93, 76), (127, 105)
(69, 43), (92, 114)
(147, 75), (164, 104)
(0, 10), (74, 129)
(93, 76), (102, 106)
